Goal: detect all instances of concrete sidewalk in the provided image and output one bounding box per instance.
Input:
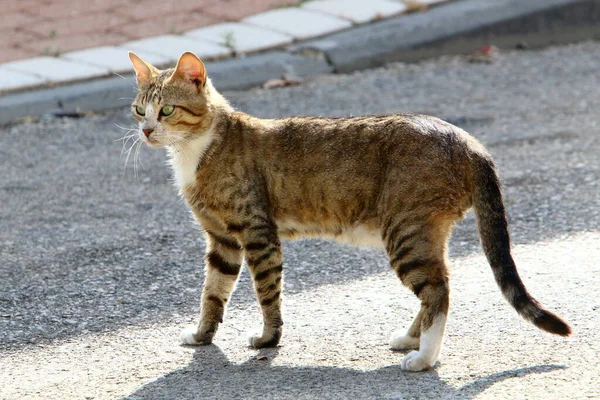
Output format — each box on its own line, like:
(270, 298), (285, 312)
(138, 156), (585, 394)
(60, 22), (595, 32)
(1, 0), (447, 92)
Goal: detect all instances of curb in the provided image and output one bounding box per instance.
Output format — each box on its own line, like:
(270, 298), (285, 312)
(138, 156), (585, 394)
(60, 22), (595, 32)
(292, 0), (600, 72)
(1, 0), (599, 126)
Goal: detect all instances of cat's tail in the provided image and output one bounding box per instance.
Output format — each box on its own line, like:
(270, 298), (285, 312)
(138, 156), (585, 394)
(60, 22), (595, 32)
(471, 153), (572, 336)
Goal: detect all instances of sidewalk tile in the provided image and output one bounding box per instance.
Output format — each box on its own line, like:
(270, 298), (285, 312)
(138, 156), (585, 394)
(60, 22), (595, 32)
(0, 12), (33, 30)
(115, 0), (216, 20)
(304, 0), (407, 24)
(203, 0), (296, 22)
(25, 12), (128, 37)
(0, 47), (39, 64)
(20, 33), (131, 57)
(186, 22), (292, 53)
(30, 0), (123, 19)
(0, 67), (46, 92)
(1, 29), (40, 49)
(62, 47), (171, 73)
(400, 0), (450, 4)
(2, 57), (109, 83)
(0, 0), (46, 14)
(243, 8), (352, 40)
(122, 35), (231, 62)
(117, 12), (218, 39)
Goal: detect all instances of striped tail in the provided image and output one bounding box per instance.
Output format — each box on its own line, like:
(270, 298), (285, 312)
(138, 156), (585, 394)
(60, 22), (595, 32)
(471, 155), (571, 336)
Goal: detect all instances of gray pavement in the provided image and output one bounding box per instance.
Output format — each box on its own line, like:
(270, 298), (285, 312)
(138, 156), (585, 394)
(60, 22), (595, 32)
(1, 41), (599, 399)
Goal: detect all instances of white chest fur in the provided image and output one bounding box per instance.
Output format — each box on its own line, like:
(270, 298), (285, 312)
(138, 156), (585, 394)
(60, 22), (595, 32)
(167, 133), (214, 190)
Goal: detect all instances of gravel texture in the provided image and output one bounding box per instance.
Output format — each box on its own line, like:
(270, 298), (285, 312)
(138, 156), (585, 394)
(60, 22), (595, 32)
(1, 41), (599, 399)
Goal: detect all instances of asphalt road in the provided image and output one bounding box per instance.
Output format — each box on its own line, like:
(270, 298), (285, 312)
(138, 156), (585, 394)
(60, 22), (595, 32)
(1, 41), (599, 400)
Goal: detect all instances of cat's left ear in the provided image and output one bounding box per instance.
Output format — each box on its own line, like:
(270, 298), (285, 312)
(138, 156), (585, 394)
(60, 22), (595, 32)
(128, 51), (158, 85)
(169, 52), (207, 87)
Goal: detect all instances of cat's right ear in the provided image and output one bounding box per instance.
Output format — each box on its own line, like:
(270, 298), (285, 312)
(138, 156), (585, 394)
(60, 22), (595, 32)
(169, 52), (207, 87)
(128, 51), (157, 86)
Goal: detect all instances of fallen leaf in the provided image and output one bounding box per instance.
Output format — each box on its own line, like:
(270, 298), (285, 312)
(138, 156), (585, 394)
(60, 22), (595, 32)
(263, 75), (304, 89)
(467, 45), (500, 64)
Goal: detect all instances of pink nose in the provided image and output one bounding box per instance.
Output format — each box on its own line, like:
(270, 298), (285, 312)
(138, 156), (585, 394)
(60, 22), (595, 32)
(142, 128), (154, 138)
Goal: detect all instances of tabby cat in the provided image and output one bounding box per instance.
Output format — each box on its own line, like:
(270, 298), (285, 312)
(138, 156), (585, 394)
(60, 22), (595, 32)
(128, 51), (571, 371)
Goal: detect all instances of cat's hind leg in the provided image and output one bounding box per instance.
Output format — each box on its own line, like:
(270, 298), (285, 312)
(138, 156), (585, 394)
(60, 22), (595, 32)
(383, 218), (451, 371)
(390, 305), (423, 350)
(399, 283), (448, 372)
(181, 231), (243, 345)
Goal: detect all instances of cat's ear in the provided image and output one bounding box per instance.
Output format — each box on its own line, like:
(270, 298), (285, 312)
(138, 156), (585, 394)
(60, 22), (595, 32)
(170, 52), (207, 86)
(128, 51), (158, 85)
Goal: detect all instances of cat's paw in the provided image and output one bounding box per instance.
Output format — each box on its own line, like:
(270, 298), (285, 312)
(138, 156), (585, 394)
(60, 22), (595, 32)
(180, 326), (210, 345)
(390, 334), (420, 350)
(248, 333), (281, 349)
(400, 350), (434, 372)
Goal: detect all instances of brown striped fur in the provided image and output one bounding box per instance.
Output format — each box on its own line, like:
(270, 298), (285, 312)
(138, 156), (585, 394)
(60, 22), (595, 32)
(128, 52), (571, 371)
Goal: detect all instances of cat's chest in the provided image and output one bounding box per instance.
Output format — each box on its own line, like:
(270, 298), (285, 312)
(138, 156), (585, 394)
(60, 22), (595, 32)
(168, 135), (214, 190)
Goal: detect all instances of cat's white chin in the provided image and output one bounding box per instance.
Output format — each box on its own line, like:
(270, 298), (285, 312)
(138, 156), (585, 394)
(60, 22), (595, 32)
(143, 138), (165, 148)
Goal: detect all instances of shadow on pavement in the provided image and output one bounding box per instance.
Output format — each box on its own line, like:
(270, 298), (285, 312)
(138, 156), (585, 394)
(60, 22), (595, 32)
(123, 345), (566, 400)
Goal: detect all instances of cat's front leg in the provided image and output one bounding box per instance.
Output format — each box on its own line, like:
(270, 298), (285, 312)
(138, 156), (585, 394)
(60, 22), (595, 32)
(181, 231), (243, 345)
(240, 221), (284, 348)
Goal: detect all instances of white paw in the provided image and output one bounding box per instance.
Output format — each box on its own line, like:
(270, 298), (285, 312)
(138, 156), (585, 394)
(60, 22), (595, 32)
(248, 335), (260, 348)
(390, 334), (420, 350)
(400, 350), (433, 372)
(180, 326), (201, 345)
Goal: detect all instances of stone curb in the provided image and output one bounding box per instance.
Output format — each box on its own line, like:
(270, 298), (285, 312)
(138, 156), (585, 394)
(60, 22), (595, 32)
(292, 0), (600, 73)
(1, 0), (599, 125)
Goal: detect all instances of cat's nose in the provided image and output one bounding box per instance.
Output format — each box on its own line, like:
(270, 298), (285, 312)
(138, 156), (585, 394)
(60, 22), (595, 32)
(142, 128), (154, 138)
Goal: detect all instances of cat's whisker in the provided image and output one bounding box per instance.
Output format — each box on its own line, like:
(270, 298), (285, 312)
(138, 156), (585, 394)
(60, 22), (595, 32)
(121, 137), (140, 180)
(114, 122), (135, 131)
(134, 140), (145, 181)
(115, 132), (137, 142)
(119, 134), (138, 157)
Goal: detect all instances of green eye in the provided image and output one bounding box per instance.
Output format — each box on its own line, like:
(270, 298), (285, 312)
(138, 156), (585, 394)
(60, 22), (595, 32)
(135, 105), (145, 116)
(161, 105), (174, 116)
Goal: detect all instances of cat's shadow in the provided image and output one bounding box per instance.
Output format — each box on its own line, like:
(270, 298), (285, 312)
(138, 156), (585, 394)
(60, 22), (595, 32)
(123, 345), (565, 399)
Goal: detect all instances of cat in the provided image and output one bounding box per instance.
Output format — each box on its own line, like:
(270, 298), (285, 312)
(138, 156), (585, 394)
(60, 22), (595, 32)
(127, 51), (571, 372)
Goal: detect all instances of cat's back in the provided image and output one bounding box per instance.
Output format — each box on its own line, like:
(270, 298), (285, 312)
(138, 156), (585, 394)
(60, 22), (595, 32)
(259, 113), (479, 165)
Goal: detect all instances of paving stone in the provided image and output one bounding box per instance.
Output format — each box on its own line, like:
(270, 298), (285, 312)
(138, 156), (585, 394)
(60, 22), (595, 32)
(62, 46), (171, 73)
(0, 67), (46, 92)
(186, 22), (293, 53)
(243, 8), (352, 40)
(0, 46), (39, 64)
(402, 0), (451, 4)
(304, 0), (407, 24)
(2, 57), (109, 83)
(115, 11), (218, 38)
(121, 35), (230, 63)
(19, 32), (130, 56)
(201, 0), (294, 22)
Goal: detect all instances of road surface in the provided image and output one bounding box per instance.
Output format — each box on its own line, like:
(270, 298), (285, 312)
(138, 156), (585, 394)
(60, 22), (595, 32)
(1, 41), (599, 399)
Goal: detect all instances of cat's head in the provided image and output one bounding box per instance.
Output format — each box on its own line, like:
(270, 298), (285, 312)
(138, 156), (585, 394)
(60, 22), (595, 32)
(128, 51), (228, 148)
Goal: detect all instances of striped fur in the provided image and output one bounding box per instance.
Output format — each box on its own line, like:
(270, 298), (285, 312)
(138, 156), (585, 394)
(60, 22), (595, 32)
(130, 52), (571, 371)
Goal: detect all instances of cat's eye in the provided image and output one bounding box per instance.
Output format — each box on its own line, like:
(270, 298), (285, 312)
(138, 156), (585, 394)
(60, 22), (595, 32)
(161, 105), (175, 116)
(135, 105), (145, 116)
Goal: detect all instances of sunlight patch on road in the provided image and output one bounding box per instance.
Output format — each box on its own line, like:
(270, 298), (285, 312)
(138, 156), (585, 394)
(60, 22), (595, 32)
(0, 232), (598, 399)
